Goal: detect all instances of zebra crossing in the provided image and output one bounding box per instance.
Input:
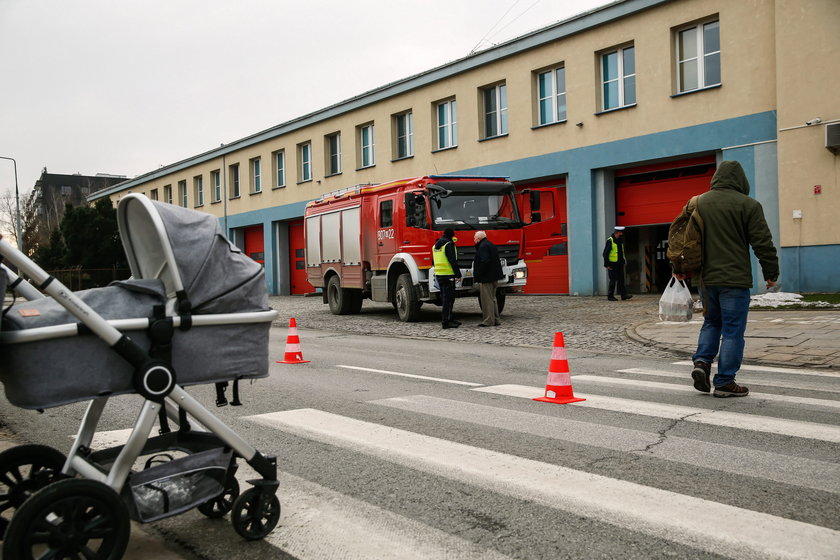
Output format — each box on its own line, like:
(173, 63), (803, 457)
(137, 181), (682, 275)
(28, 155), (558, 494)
(93, 361), (840, 559)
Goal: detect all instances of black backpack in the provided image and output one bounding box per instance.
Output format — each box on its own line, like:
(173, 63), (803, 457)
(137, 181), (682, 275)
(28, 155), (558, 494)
(667, 195), (704, 275)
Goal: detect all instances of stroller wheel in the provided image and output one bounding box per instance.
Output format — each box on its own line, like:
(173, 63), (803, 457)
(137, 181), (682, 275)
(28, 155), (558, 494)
(3, 478), (130, 560)
(198, 476), (240, 518)
(0, 444), (67, 540)
(231, 487), (280, 540)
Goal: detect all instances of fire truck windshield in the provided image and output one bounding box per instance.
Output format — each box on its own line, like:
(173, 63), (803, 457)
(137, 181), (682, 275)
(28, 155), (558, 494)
(428, 181), (523, 230)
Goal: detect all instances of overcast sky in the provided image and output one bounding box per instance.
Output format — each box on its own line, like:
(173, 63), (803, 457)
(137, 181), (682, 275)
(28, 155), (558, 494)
(0, 0), (609, 204)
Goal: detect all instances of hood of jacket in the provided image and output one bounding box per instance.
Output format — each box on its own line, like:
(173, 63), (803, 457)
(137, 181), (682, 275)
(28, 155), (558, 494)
(710, 160), (750, 195)
(434, 235), (454, 249)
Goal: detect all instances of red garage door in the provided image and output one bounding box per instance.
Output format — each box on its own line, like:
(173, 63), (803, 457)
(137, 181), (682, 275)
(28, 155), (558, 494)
(289, 220), (315, 295)
(616, 156), (716, 226)
(244, 225), (264, 264)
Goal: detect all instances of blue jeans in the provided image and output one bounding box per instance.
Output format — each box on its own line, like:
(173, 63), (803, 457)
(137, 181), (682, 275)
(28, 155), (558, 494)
(692, 286), (751, 387)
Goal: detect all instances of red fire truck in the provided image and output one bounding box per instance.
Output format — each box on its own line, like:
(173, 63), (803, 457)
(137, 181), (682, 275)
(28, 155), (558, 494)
(304, 175), (529, 321)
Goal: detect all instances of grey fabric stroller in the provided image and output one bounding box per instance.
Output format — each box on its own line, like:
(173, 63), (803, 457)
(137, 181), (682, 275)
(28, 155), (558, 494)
(0, 194), (280, 559)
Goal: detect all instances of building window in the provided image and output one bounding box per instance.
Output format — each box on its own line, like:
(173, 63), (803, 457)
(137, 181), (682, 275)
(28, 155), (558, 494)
(537, 66), (567, 125)
(358, 123), (375, 168)
(298, 142), (312, 182)
(229, 164), (240, 198)
(326, 133), (342, 176)
(178, 180), (188, 207)
(435, 99), (457, 150)
(250, 157), (262, 193)
(676, 20), (720, 92)
(273, 150), (286, 188)
(150, 188), (159, 201)
(601, 45), (636, 110)
(393, 111), (414, 159)
(164, 184), (172, 204)
(211, 170), (221, 202)
(60, 185), (72, 195)
(193, 175), (204, 207)
(482, 83), (508, 138)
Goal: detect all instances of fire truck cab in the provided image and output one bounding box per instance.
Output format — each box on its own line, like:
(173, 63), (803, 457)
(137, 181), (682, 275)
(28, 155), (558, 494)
(304, 176), (528, 322)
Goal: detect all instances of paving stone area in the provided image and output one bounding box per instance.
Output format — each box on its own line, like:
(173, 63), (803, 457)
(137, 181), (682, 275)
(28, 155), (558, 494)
(269, 294), (677, 359)
(269, 294), (840, 368)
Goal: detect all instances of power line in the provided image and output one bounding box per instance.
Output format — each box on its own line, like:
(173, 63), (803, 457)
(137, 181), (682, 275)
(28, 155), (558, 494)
(469, 0), (525, 55)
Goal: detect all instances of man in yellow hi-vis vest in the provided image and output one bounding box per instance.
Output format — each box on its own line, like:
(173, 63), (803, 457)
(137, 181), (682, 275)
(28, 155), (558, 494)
(433, 227), (462, 328)
(602, 226), (632, 301)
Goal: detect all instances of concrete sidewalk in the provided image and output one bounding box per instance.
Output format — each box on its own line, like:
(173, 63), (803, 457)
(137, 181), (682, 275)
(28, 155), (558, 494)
(630, 309), (840, 368)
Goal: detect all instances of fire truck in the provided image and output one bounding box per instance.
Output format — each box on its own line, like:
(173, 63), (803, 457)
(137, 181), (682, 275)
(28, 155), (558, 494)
(304, 176), (529, 321)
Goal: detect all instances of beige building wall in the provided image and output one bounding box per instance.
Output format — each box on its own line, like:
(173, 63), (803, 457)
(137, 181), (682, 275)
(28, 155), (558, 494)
(774, 0), (840, 248)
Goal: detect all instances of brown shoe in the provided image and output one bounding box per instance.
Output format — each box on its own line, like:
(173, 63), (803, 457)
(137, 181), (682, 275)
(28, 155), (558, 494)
(691, 361), (711, 393)
(713, 382), (749, 398)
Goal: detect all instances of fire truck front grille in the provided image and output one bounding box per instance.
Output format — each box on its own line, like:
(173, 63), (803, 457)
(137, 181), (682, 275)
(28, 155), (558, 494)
(456, 244), (519, 269)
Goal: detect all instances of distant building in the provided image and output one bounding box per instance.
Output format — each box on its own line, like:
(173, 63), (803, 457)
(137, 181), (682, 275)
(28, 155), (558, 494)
(30, 168), (126, 246)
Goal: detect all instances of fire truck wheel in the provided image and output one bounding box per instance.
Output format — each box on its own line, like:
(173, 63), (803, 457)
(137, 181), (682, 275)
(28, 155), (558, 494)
(327, 275), (357, 315)
(395, 273), (421, 322)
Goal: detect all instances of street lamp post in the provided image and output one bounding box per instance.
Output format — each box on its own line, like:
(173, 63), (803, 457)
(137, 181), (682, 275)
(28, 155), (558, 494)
(0, 156), (22, 254)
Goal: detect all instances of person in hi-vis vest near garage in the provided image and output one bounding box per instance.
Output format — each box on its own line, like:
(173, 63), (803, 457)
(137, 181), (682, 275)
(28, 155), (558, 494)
(602, 226), (632, 301)
(433, 228), (462, 329)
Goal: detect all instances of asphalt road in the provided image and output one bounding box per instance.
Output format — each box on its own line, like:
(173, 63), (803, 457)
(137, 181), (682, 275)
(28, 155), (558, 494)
(0, 325), (838, 559)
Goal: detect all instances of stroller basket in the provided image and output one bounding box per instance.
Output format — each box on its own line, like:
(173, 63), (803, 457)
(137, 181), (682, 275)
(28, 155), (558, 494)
(127, 447), (233, 523)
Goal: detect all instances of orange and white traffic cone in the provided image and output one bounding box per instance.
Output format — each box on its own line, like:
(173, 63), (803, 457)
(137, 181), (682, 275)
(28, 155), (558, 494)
(276, 317), (310, 364)
(533, 332), (585, 404)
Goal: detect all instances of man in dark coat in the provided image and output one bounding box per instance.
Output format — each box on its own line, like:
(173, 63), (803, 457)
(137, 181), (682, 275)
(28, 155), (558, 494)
(676, 160), (779, 398)
(602, 226), (632, 301)
(433, 227), (462, 329)
(473, 231), (504, 327)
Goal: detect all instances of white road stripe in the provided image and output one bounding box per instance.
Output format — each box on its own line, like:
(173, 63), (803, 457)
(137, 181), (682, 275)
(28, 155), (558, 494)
(579, 374), (840, 409)
(244, 408), (840, 560)
(86, 431), (511, 559)
(673, 360), (840, 378)
(619, 368), (840, 394)
(473, 385), (840, 443)
(336, 365), (484, 386)
(372, 395), (840, 494)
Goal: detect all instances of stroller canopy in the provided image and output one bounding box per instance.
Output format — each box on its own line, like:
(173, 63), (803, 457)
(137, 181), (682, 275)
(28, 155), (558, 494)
(117, 194), (267, 314)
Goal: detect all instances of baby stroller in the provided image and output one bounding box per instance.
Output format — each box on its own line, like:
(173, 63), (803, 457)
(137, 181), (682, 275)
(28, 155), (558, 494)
(0, 194), (280, 559)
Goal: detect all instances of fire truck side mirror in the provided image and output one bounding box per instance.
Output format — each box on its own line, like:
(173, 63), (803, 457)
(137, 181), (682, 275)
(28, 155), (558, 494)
(404, 192), (427, 228)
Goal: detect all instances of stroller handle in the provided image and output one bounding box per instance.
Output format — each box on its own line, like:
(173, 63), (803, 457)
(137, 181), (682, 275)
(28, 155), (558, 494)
(0, 238), (123, 346)
(2, 263), (45, 301)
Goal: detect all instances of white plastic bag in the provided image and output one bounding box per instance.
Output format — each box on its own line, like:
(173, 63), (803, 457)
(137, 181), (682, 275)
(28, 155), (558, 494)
(658, 278), (693, 322)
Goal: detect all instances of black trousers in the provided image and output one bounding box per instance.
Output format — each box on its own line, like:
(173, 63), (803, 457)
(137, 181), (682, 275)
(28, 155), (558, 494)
(439, 276), (456, 323)
(607, 264), (627, 297)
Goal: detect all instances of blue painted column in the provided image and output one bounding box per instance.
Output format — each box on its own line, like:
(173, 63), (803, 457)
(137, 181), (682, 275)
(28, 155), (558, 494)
(567, 166), (598, 295)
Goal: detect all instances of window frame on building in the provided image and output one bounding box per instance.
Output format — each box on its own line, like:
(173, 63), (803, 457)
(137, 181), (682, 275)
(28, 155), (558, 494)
(358, 123), (375, 169)
(178, 180), (188, 208)
(599, 44), (636, 112)
(149, 188), (159, 201)
(211, 169), (221, 203)
(325, 132), (342, 176)
(193, 174), (204, 207)
(481, 82), (508, 139)
(163, 184), (172, 204)
(298, 142), (312, 183)
(392, 111), (414, 160)
(535, 65), (567, 126)
(675, 19), (721, 94)
(229, 164), (241, 199)
(434, 98), (458, 151)
(250, 157), (262, 194)
(272, 150), (286, 189)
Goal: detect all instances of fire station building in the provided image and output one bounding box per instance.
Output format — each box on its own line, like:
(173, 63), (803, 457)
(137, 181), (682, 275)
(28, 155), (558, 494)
(91, 0), (840, 296)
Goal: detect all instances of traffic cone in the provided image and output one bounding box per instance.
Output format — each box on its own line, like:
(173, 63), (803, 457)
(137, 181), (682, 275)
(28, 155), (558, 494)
(533, 332), (585, 404)
(276, 317), (310, 364)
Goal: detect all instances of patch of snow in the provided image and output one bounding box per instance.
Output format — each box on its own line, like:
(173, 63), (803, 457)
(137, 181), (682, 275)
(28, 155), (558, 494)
(750, 292), (838, 308)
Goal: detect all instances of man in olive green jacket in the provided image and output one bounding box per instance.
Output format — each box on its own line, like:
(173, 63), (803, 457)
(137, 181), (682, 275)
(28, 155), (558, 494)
(676, 160), (779, 398)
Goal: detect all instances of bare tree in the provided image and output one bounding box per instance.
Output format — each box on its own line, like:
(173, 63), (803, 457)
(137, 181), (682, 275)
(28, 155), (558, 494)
(0, 189), (21, 247)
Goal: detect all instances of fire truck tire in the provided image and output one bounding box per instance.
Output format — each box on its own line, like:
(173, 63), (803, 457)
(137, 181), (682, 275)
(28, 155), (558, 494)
(327, 276), (359, 315)
(395, 273), (421, 322)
